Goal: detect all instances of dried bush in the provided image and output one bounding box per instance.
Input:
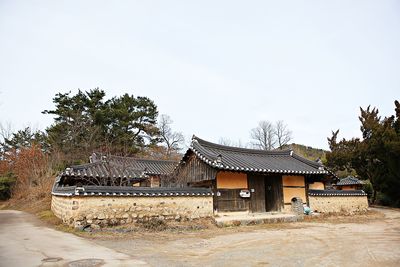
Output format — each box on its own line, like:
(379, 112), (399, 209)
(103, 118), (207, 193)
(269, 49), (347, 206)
(140, 218), (167, 231)
(0, 145), (55, 209)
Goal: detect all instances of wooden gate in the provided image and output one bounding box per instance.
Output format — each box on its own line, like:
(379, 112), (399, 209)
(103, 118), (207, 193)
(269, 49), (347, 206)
(248, 174), (266, 212)
(265, 175), (283, 212)
(248, 174), (283, 212)
(214, 189), (249, 212)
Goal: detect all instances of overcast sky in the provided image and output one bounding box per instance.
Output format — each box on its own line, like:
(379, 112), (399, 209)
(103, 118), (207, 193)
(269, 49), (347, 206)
(0, 1), (399, 150)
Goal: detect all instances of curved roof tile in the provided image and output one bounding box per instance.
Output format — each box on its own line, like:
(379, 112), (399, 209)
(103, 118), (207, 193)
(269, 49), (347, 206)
(337, 176), (363, 186)
(92, 153), (178, 175)
(188, 135), (328, 175)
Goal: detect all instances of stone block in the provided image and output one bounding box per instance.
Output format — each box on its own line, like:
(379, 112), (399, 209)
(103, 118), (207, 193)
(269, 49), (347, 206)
(91, 224), (100, 230)
(309, 195), (368, 213)
(51, 194), (213, 227)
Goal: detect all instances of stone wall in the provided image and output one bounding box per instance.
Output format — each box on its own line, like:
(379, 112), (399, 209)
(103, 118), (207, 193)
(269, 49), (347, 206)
(308, 195), (368, 214)
(51, 195), (213, 228)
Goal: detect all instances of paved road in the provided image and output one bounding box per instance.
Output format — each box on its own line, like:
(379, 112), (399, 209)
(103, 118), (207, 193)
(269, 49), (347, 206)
(0, 210), (147, 267)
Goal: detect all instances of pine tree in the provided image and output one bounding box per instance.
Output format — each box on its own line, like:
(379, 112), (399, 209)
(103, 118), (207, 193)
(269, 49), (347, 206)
(326, 101), (400, 206)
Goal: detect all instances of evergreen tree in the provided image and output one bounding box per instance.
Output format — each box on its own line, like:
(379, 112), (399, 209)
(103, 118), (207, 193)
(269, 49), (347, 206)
(107, 94), (159, 154)
(0, 127), (49, 154)
(42, 89), (160, 160)
(326, 101), (400, 206)
(43, 89), (107, 160)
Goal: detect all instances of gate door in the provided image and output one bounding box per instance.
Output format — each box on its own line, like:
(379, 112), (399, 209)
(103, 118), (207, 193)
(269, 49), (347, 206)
(248, 174), (266, 212)
(265, 175), (283, 212)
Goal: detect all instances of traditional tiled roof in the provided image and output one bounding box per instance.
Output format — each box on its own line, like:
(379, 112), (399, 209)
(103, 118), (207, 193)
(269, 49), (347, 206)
(186, 136), (328, 175)
(52, 185), (212, 197)
(308, 189), (367, 196)
(336, 176), (363, 186)
(62, 161), (146, 180)
(56, 154), (178, 187)
(91, 153), (177, 176)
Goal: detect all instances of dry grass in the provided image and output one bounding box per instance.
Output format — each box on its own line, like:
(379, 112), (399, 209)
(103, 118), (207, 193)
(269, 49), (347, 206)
(1, 176), (55, 229)
(37, 209), (63, 226)
(79, 217), (218, 239)
(79, 217), (311, 242)
(78, 209), (386, 241)
(3, 190), (52, 214)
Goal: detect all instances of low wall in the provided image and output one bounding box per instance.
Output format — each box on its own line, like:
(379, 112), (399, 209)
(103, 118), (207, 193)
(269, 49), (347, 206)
(52, 195), (213, 228)
(309, 195), (368, 213)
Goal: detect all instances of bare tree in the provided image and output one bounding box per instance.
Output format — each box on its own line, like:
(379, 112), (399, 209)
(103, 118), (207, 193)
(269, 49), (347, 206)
(275, 120), (292, 149)
(0, 121), (13, 143)
(250, 121), (276, 150)
(0, 122), (13, 156)
(236, 139), (248, 148)
(218, 137), (249, 148)
(250, 120), (293, 150)
(218, 137), (233, 146)
(158, 114), (185, 155)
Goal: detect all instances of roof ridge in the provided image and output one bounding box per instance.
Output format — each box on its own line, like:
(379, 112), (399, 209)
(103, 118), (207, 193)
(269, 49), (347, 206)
(94, 153), (178, 163)
(136, 158), (178, 163)
(192, 135), (292, 156)
(291, 153), (324, 169)
(70, 161), (104, 169)
(70, 161), (144, 171)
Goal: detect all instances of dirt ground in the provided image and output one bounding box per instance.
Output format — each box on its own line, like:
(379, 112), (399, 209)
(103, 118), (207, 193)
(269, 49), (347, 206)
(1, 206), (399, 267)
(87, 208), (400, 267)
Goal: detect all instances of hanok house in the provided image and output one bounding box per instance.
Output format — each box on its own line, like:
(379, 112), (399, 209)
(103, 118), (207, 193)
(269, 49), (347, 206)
(51, 154), (213, 228)
(335, 176), (363, 190)
(173, 136), (332, 213)
(89, 153), (178, 187)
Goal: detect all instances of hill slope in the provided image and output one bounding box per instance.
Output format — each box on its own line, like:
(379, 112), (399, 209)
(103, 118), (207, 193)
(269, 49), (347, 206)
(281, 143), (327, 162)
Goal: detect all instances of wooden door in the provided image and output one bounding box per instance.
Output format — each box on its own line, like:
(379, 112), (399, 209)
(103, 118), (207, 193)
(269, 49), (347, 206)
(265, 175), (283, 212)
(215, 189), (249, 212)
(248, 174), (266, 212)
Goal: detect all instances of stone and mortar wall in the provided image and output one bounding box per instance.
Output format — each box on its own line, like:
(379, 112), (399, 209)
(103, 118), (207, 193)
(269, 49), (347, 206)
(309, 195), (368, 214)
(52, 195), (213, 228)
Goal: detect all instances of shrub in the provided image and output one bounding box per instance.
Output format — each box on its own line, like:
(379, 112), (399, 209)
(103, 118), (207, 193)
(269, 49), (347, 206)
(0, 174), (16, 200)
(362, 180), (374, 202)
(140, 218), (167, 231)
(376, 192), (396, 207)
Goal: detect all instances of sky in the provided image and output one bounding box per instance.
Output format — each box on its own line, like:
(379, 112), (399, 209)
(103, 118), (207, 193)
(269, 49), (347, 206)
(0, 1), (399, 150)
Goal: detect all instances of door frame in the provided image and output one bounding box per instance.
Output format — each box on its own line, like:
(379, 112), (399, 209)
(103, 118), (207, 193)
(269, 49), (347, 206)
(248, 174), (266, 213)
(265, 175), (284, 212)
